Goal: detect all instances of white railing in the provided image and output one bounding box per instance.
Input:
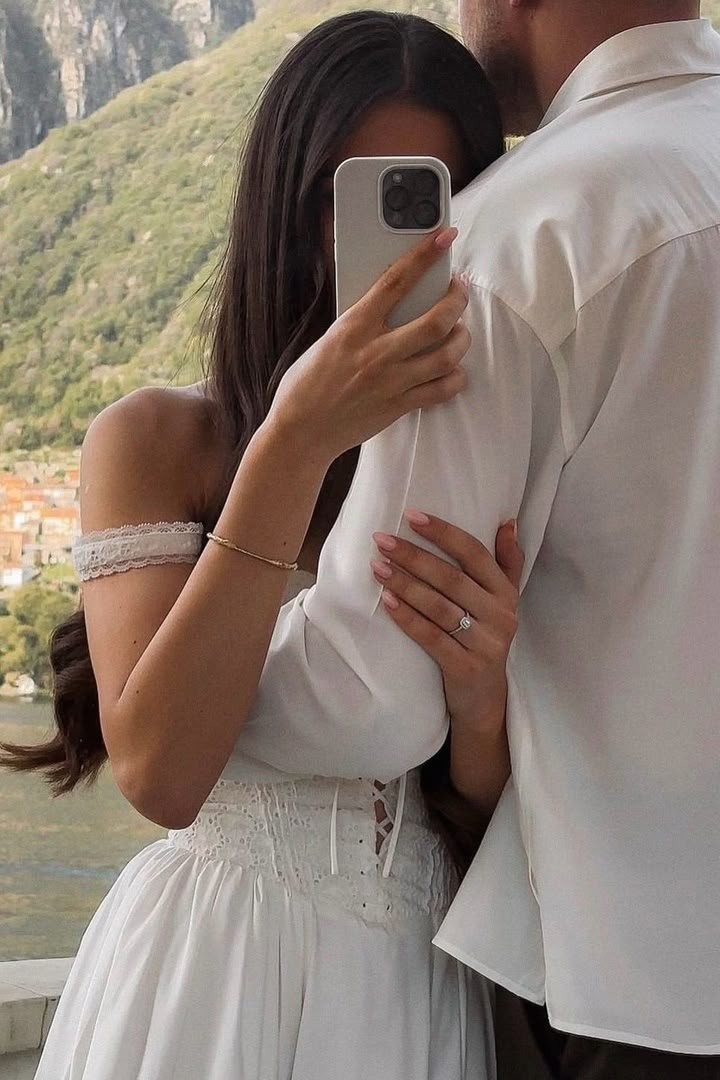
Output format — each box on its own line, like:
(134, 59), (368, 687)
(0, 959), (71, 1079)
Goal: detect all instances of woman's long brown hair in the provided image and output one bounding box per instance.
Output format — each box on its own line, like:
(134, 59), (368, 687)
(1, 11), (504, 857)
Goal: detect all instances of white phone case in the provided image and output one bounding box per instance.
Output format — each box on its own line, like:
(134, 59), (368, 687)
(334, 156), (452, 330)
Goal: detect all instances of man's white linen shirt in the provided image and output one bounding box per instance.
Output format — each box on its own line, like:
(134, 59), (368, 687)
(238, 19), (720, 1053)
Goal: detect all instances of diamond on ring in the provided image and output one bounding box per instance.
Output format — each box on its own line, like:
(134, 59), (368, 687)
(449, 611), (474, 636)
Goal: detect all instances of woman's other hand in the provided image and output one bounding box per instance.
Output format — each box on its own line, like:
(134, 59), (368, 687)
(370, 513), (525, 732)
(371, 513), (524, 819)
(268, 228), (469, 463)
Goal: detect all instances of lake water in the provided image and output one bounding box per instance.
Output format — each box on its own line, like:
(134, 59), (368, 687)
(0, 700), (163, 961)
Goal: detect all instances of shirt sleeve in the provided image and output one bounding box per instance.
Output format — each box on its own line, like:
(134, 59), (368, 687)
(239, 283), (567, 781)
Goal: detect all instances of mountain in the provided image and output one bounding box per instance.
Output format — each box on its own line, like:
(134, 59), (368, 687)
(0, 0), (718, 452)
(0, 0), (254, 164)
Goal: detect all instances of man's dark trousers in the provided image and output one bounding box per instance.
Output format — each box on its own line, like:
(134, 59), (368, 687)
(494, 988), (720, 1080)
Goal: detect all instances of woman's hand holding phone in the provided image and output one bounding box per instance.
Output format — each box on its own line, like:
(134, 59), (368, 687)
(268, 227), (470, 464)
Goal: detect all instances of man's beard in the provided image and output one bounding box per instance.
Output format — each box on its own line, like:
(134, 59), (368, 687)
(463, 6), (540, 137)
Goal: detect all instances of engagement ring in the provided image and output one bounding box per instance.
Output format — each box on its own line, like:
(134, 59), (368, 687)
(449, 612), (473, 637)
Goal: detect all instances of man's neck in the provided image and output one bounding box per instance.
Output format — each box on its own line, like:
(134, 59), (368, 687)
(533, 2), (702, 115)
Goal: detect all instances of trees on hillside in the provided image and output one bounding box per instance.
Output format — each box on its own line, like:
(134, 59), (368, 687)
(0, 583), (75, 690)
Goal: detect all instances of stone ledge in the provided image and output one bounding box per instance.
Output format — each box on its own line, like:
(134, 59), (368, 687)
(0, 959), (72, 1056)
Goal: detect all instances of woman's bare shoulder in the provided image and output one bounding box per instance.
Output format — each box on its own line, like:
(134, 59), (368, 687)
(81, 383), (225, 531)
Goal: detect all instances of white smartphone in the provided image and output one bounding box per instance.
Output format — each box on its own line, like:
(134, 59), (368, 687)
(334, 156), (452, 330)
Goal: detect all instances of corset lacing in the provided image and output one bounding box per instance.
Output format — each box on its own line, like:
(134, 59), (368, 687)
(329, 772), (408, 879)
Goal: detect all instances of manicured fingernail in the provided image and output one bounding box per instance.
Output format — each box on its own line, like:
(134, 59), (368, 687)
(434, 226), (458, 250)
(405, 510), (431, 528)
(459, 270), (471, 289)
(382, 590), (400, 610)
(373, 532), (397, 552)
(370, 559), (393, 580)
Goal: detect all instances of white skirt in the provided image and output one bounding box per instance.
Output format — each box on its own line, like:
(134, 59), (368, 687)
(36, 774), (495, 1079)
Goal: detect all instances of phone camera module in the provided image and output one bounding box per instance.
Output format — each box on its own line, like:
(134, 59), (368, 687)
(382, 166), (442, 231)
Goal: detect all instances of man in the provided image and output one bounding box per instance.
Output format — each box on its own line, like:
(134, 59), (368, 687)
(243, 2), (720, 1076)
(432, 4), (720, 1077)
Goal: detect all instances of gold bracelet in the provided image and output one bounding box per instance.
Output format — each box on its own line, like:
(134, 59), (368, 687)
(206, 532), (299, 571)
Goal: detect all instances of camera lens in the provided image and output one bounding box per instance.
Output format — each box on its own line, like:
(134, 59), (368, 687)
(413, 169), (439, 197)
(385, 185), (410, 212)
(413, 200), (440, 228)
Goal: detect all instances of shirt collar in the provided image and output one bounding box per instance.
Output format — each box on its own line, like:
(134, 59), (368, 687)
(541, 18), (720, 127)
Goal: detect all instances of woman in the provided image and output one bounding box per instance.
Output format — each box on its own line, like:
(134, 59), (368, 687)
(1, 12), (521, 1079)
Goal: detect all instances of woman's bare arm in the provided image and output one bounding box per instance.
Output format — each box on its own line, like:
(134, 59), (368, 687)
(82, 389), (328, 829)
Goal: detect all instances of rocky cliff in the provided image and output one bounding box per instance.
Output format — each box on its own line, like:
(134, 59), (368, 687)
(0, 0), (253, 163)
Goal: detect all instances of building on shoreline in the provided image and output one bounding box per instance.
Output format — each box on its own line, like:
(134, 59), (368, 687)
(0, 461), (80, 588)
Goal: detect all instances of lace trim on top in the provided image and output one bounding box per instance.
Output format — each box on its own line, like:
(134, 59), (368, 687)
(73, 521), (204, 581)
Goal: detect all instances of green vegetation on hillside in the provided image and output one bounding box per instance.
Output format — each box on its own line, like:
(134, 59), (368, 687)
(0, 583), (75, 689)
(0, 0), (717, 452)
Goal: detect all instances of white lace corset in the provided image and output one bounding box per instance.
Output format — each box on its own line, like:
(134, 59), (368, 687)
(168, 773), (458, 925)
(73, 521), (204, 580)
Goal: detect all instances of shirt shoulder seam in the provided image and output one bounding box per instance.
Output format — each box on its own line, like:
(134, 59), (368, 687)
(576, 219), (720, 317)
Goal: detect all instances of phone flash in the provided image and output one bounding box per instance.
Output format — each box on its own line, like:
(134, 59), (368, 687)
(392, 172), (403, 184)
